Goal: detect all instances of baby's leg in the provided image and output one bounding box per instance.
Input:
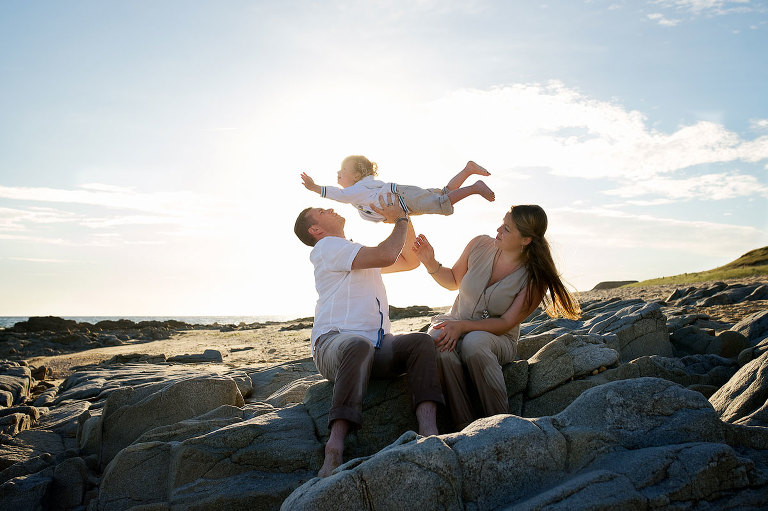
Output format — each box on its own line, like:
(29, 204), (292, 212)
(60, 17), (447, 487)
(445, 161), (491, 191)
(447, 180), (495, 205)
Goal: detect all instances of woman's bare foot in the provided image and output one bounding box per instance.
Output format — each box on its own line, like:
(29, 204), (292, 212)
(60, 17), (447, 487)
(318, 445), (343, 478)
(464, 161), (491, 177)
(472, 180), (495, 202)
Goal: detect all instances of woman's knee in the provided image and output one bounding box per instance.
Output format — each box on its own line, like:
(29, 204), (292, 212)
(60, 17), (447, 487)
(460, 331), (495, 361)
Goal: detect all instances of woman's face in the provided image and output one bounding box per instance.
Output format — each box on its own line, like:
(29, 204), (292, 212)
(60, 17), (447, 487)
(496, 212), (531, 253)
(337, 160), (361, 188)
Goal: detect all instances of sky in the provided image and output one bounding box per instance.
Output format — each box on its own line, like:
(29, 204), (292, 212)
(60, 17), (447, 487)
(1, 0), (767, 318)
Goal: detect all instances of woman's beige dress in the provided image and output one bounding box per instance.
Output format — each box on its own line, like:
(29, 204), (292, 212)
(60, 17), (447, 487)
(429, 235), (528, 428)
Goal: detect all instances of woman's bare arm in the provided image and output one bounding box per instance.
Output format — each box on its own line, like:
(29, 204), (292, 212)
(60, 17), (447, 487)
(412, 234), (484, 290)
(432, 283), (543, 351)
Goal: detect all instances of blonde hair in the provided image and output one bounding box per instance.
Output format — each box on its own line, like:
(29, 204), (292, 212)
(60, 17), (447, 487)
(512, 205), (581, 320)
(343, 155), (378, 179)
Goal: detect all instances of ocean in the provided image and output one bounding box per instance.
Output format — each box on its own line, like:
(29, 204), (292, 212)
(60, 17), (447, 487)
(0, 315), (303, 329)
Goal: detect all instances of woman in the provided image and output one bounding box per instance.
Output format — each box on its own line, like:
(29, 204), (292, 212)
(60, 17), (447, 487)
(412, 204), (580, 429)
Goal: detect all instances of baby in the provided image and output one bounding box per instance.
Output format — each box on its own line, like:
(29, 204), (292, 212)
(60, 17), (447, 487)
(300, 155), (495, 222)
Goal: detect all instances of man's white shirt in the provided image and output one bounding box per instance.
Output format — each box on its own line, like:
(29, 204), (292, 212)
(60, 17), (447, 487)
(309, 236), (391, 353)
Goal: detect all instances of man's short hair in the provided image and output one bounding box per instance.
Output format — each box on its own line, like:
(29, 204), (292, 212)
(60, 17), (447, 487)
(294, 207), (317, 247)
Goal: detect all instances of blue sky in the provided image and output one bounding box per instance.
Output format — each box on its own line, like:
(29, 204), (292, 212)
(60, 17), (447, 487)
(1, 0), (766, 317)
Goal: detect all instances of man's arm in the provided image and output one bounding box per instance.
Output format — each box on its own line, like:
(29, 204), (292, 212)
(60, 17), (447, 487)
(351, 194), (410, 270)
(382, 220), (420, 274)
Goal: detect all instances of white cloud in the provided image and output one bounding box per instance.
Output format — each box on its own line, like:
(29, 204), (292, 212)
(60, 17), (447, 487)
(0, 207), (80, 232)
(651, 0), (754, 16)
(0, 184), (220, 217)
(79, 215), (183, 229)
(751, 118), (768, 130)
(604, 172), (768, 200)
(420, 83), (768, 181)
(7, 257), (74, 264)
(0, 183), (241, 244)
(648, 12), (682, 25)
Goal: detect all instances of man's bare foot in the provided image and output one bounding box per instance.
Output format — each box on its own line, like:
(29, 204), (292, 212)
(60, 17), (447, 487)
(473, 180), (495, 202)
(464, 161), (491, 177)
(415, 401), (439, 436)
(318, 446), (343, 478)
(419, 424), (439, 436)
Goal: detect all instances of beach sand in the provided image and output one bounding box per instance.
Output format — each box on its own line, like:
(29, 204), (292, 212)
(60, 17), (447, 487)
(26, 315), (440, 379)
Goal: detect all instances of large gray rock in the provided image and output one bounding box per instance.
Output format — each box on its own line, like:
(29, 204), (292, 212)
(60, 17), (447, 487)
(447, 415), (567, 509)
(248, 358), (318, 402)
(503, 360), (529, 415)
(554, 378), (725, 459)
(50, 456), (90, 509)
(0, 453), (55, 485)
(166, 348), (223, 363)
(282, 432), (462, 511)
(97, 441), (172, 511)
(168, 405), (321, 510)
(710, 351), (768, 426)
(133, 405), (246, 445)
(285, 378), (763, 510)
(582, 302), (672, 361)
(265, 374), (324, 407)
(669, 324), (716, 355)
(526, 334), (618, 398)
(509, 442), (762, 510)
(516, 333), (558, 360)
(732, 310), (768, 344)
(96, 403), (323, 511)
(0, 362), (33, 406)
(99, 376), (245, 467)
(0, 429), (65, 471)
(505, 469), (645, 510)
(0, 466), (55, 510)
(523, 379), (602, 417)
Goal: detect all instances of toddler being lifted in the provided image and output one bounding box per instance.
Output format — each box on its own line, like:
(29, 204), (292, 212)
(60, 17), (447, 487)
(301, 155), (495, 222)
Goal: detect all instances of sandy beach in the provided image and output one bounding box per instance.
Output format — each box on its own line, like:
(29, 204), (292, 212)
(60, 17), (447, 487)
(24, 314), (445, 379)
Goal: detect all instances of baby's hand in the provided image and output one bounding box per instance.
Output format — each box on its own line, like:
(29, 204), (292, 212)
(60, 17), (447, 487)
(301, 172), (320, 193)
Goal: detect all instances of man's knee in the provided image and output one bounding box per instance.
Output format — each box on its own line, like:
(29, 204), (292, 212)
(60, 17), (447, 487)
(411, 332), (435, 352)
(343, 337), (375, 361)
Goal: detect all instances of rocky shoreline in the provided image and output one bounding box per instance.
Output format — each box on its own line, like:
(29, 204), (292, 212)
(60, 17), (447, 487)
(1, 277), (767, 510)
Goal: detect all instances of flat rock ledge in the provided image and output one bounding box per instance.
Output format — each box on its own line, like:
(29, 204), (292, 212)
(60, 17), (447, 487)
(0, 279), (767, 510)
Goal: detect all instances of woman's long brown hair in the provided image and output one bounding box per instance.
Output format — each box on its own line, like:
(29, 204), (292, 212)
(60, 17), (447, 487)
(512, 205), (581, 319)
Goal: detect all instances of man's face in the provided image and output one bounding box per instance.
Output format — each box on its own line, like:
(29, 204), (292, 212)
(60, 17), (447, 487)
(309, 207), (344, 235)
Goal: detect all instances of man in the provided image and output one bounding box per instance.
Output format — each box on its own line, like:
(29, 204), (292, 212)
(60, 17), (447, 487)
(294, 194), (444, 478)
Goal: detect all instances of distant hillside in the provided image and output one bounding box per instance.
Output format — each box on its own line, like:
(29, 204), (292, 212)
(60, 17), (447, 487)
(626, 246), (768, 287)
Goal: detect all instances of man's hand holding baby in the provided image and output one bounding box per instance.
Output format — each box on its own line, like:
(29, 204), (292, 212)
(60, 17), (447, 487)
(370, 193), (408, 224)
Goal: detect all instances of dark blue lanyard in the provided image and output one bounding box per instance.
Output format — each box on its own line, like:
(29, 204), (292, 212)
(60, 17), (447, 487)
(375, 298), (384, 349)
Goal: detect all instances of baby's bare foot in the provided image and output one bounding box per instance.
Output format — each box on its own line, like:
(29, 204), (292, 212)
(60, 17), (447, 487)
(464, 161), (491, 177)
(473, 180), (495, 202)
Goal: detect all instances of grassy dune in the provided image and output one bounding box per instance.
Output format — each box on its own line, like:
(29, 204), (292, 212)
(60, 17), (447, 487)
(626, 247), (768, 287)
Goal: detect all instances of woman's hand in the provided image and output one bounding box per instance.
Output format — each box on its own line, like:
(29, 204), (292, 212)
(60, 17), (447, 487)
(412, 234), (437, 267)
(432, 320), (467, 352)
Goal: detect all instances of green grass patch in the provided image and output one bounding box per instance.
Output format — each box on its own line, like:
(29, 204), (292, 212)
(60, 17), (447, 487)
(626, 264), (768, 287)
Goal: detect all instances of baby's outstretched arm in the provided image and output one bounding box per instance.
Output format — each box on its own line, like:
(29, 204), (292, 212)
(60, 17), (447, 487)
(301, 172), (321, 194)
